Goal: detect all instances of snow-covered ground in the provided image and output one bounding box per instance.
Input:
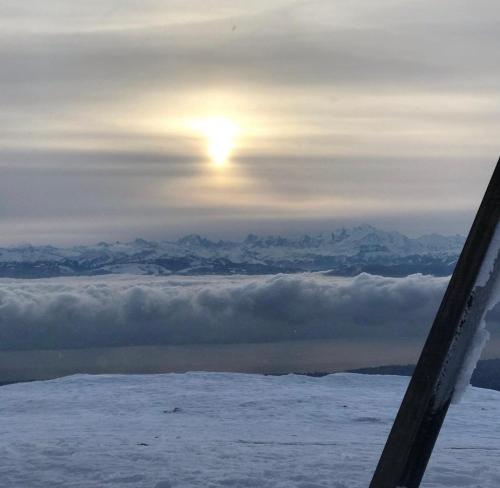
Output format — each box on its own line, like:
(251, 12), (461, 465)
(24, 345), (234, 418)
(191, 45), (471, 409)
(1, 373), (500, 488)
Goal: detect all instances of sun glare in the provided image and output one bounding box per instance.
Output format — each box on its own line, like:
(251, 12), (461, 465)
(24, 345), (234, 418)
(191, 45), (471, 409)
(196, 118), (238, 167)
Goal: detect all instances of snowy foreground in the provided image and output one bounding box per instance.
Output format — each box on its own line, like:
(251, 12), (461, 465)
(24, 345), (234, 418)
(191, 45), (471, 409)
(2, 373), (500, 488)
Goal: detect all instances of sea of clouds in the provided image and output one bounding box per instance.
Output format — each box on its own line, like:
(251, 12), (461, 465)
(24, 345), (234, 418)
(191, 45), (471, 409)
(1, 272), (498, 351)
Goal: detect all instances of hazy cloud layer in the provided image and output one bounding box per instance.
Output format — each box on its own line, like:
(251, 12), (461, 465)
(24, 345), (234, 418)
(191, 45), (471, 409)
(1, 1), (499, 243)
(0, 273), (481, 351)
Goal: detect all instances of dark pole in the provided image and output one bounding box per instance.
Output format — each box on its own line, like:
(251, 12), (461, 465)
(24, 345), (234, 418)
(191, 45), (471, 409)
(370, 157), (500, 488)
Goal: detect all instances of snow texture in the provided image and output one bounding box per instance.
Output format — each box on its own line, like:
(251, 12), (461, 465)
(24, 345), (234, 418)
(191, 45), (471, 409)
(1, 372), (500, 488)
(475, 224), (500, 287)
(453, 222), (500, 403)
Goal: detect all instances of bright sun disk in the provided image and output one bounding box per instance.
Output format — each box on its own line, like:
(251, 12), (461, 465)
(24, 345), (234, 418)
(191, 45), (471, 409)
(196, 118), (238, 167)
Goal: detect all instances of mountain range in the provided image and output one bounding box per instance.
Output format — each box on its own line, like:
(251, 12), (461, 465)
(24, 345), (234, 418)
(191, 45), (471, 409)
(0, 224), (465, 278)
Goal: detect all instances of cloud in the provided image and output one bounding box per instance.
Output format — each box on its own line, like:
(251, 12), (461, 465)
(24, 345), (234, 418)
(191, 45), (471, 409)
(2, 1), (500, 104)
(0, 272), (476, 351)
(1, 1), (499, 243)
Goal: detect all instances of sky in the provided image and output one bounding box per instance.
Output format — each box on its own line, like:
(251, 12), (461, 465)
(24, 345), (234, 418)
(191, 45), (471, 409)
(1, 0), (500, 245)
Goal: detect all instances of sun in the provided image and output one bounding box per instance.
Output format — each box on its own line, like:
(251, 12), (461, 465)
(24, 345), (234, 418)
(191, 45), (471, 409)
(196, 118), (238, 167)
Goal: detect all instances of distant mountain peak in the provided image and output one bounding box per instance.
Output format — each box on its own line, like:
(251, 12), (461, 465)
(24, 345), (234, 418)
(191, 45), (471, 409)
(244, 233), (260, 245)
(0, 225), (466, 278)
(177, 234), (216, 248)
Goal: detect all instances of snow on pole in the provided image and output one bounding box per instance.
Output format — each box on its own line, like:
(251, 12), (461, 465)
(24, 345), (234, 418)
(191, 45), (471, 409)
(370, 157), (500, 488)
(451, 224), (500, 403)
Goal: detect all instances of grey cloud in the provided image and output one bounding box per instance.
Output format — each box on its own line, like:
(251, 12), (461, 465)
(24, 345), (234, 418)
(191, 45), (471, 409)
(0, 166), (160, 219)
(0, 1), (499, 243)
(1, 1), (499, 112)
(0, 146), (205, 221)
(0, 273), (461, 351)
(239, 155), (489, 201)
(0, 147), (200, 171)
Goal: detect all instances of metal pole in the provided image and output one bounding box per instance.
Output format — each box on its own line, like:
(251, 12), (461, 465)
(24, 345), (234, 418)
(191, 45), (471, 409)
(370, 157), (500, 488)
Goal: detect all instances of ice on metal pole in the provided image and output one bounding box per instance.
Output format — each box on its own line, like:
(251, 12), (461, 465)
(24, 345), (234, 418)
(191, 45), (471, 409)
(370, 158), (500, 488)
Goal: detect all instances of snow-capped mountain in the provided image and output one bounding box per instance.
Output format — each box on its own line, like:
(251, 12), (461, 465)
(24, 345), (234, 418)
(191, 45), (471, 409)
(0, 225), (465, 278)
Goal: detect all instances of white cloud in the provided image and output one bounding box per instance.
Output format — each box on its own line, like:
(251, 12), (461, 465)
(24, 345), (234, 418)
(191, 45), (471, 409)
(0, 273), (463, 350)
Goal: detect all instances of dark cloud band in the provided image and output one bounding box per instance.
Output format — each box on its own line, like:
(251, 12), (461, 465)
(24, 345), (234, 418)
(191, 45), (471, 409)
(0, 273), (467, 351)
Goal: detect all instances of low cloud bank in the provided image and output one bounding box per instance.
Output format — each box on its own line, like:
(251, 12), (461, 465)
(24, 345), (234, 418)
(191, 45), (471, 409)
(1, 272), (494, 351)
